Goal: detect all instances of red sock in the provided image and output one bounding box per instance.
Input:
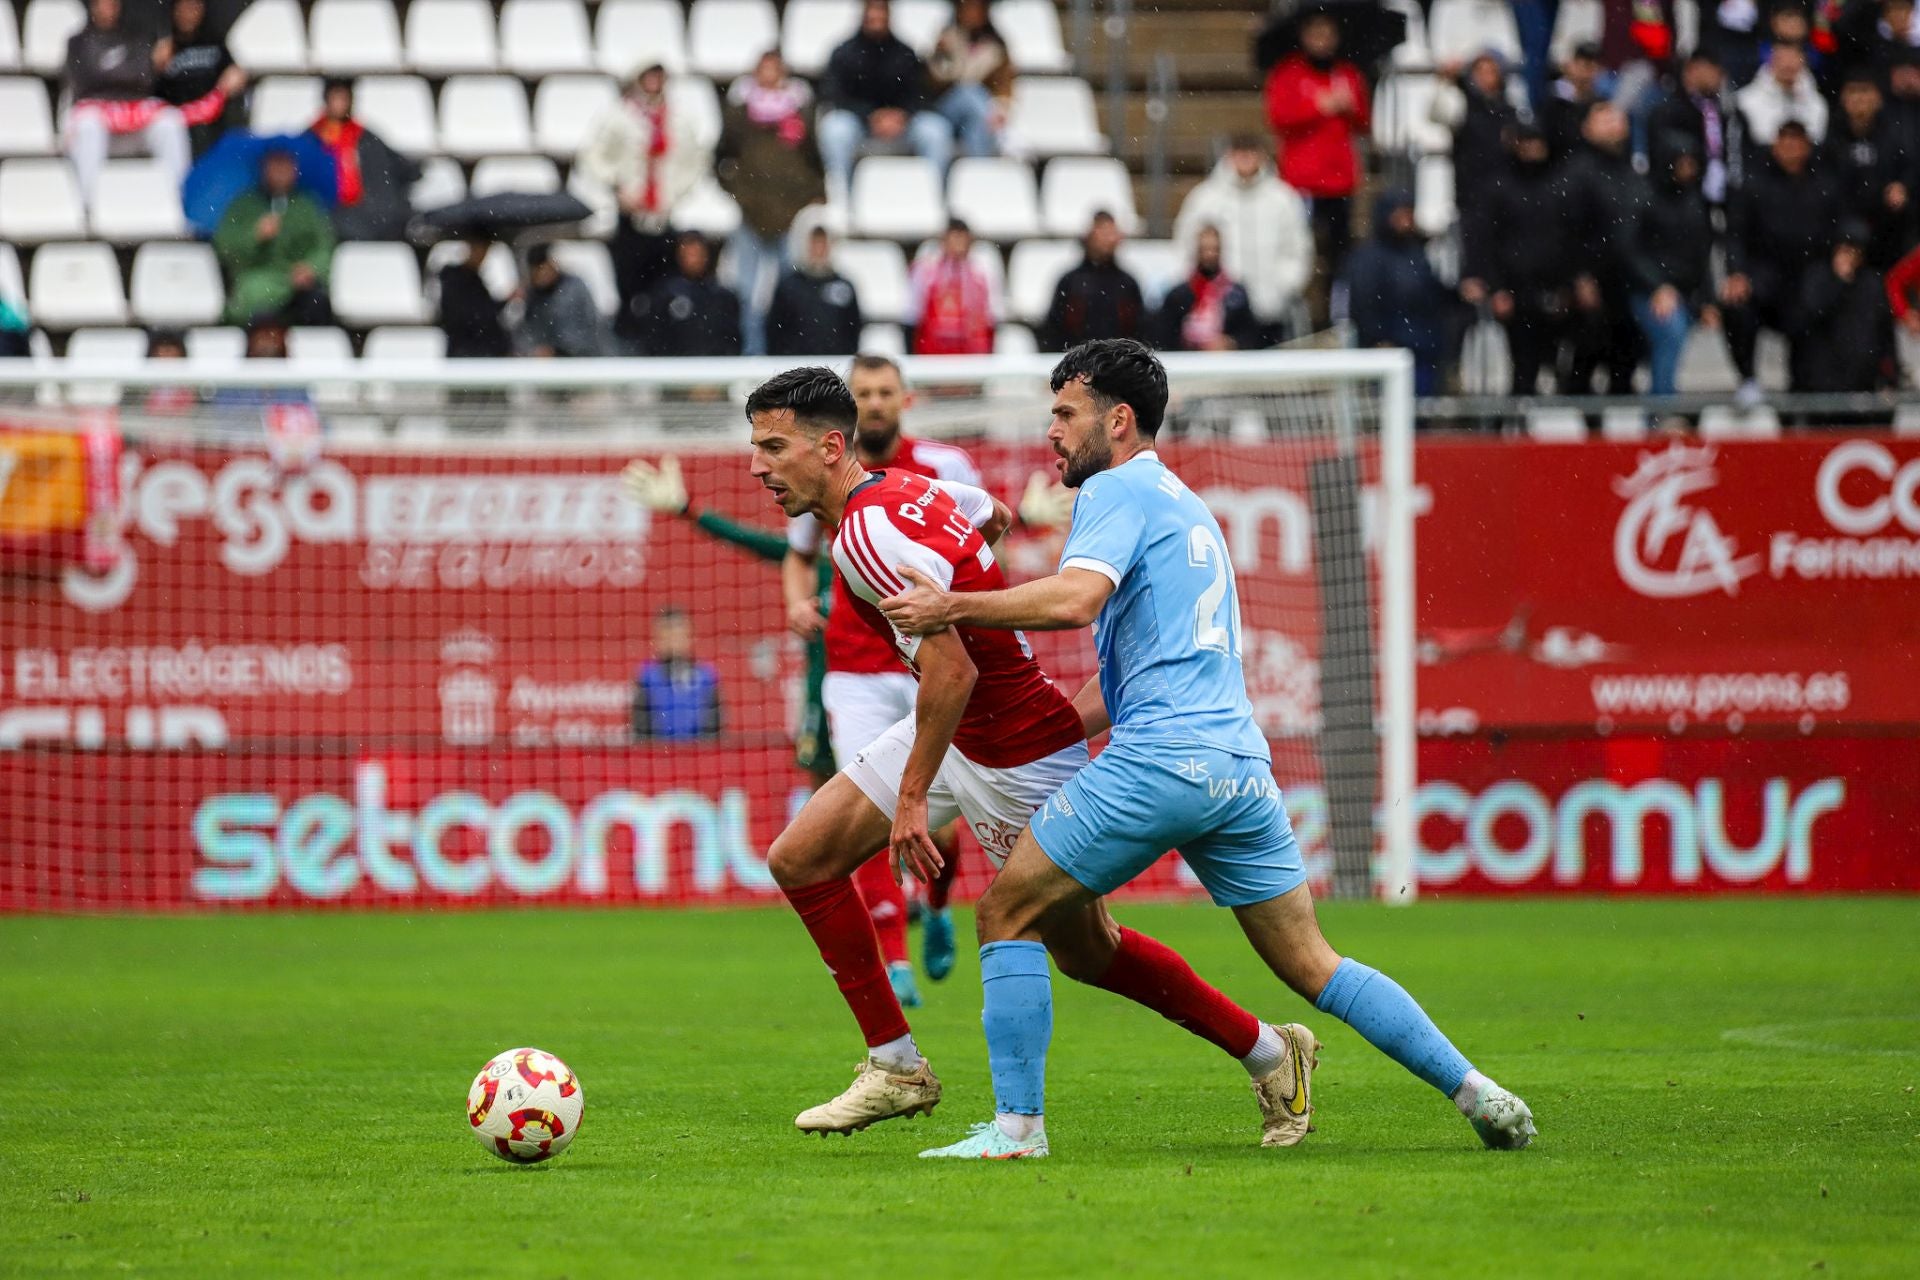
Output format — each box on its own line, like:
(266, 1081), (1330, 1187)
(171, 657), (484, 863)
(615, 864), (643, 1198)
(927, 828), (960, 910)
(1094, 926), (1262, 1059)
(784, 877), (911, 1048)
(850, 853), (909, 966)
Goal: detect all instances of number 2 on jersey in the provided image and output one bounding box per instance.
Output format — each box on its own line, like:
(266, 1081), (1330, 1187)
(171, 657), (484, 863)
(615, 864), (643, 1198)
(1188, 524), (1243, 656)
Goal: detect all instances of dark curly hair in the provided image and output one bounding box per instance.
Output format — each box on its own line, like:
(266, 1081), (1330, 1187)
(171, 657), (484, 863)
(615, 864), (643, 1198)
(1049, 339), (1169, 439)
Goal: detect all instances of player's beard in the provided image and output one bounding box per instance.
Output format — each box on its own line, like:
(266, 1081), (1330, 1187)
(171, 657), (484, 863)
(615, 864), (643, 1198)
(1059, 431), (1113, 489)
(855, 417), (901, 461)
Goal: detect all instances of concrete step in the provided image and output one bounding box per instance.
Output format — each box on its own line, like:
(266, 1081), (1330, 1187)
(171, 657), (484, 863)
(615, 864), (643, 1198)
(1084, 11), (1264, 92)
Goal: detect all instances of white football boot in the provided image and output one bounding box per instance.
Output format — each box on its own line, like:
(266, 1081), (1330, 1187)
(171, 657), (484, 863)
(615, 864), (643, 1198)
(1250, 1022), (1321, 1148)
(794, 1057), (942, 1136)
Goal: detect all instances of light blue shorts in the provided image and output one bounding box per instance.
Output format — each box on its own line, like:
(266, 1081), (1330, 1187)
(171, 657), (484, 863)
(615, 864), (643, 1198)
(1030, 742), (1307, 908)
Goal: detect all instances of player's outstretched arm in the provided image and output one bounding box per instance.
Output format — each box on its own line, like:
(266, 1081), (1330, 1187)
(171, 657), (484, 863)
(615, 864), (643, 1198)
(893, 629), (977, 884)
(880, 566), (1113, 636)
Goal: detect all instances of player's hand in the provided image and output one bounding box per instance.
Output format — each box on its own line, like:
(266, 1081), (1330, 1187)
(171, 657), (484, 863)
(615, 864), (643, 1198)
(889, 795), (944, 886)
(786, 596), (826, 638)
(620, 457), (689, 514)
(878, 566), (954, 636)
(1017, 471), (1075, 527)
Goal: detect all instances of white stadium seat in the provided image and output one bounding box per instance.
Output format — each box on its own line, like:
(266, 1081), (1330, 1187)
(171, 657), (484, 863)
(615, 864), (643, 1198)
(130, 242), (224, 327)
(1384, 0), (1430, 66)
(994, 322), (1037, 355)
(405, 0), (498, 76)
(549, 241), (620, 316)
(849, 155), (945, 241)
(1414, 154), (1456, 237)
(0, 3), (20, 71)
(782, 0), (859, 77)
(832, 240), (910, 324)
(438, 76), (532, 159)
(667, 76), (724, 148)
(90, 160), (187, 241)
(1548, 0), (1602, 68)
(533, 74), (618, 156)
(1005, 238), (1080, 325)
(670, 176), (742, 236)
(364, 326), (448, 361)
(228, 0), (309, 74)
(0, 77), (56, 155)
(288, 325), (355, 366)
(330, 243), (430, 326)
(596, 0), (690, 76)
(28, 242), (127, 328)
(946, 157), (1040, 243)
(1039, 155), (1139, 237)
(1116, 239), (1185, 308)
(858, 322), (905, 356)
(1428, 0), (1524, 65)
(22, 0), (83, 75)
(410, 156), (468, 210)
(468, 155), (561, 196)
(500, 0), (595, 76)
(309, 0), (404, 74)
(250, 76), (324, 134)
(890, 0), (950, 54)
(64, 327), (148, 363)
(1004, 77), (1106, 157)
(687, 0), (778, 82)
(0, 157), (85, 241)
(186, 326), (246, 364)
(995, 0), (1071, 74)
(353, 75), (438, 155)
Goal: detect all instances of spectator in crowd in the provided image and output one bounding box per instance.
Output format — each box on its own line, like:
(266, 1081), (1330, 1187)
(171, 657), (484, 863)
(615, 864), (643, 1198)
(1173, 136), (1311, 343)
(632, 606), (721, 741)
(1647, 50), (1736, 206)
(1041, 210), (1145, 350)
(434, 239), (511, 359)
(213, 147), (334, 326)
(153, 0), (243, 156)
(632, 232), (743, 357)
(766, 224), (863, 355)
(1434, 50), (1522, 271)
(1795, 220), (1895, 390)
(1628, 139), (1718, 395)
(1461, 122), (1568, 394)
(1559, 102), (1648, 393)
(515, 244), (615, 358)
(1699, 0), (1765, 86)
(906, 218), (997, 354)
(142, 328), (197, 414)
(927, 0), (1013, 160)
(1262, 11), (1370, 283)
(1721, 121), (1843, 401)
(1883, 232), (1920, 382)
(1835, 0), (1920, 83)
(1343, 190), (1455, 394)
(309, 78), (421, 243)
(718, 52), (826, 356)
(1738, 40), (1830, 145)
(1825, 72), (1914, 267)
(579, 63), (715, 342)
(64, 0), (191, 205)
(1542, 42), (1612, 162)
(817, 0), (953, 197)
(0, 298), (27, 359)
(146, 329), (185, 358)
(1153, 225), (1263, 353)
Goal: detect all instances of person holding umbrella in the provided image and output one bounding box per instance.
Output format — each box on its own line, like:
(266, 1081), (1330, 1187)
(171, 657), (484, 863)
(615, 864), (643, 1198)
(1263, 9), (1371, 303)
(213, 145), (335, 326)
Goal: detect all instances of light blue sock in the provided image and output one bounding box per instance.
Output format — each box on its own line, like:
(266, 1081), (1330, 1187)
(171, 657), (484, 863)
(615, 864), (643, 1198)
(979, 940), (1052, 1116)
(1315, 957), (1473, 1096)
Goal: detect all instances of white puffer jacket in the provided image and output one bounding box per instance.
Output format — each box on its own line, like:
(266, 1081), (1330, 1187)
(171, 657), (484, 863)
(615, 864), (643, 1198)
(1172, 156), (1314, 324)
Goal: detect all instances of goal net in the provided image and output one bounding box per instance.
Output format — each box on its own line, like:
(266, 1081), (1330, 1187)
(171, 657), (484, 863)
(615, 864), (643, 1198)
(0, 351), (1413, 913)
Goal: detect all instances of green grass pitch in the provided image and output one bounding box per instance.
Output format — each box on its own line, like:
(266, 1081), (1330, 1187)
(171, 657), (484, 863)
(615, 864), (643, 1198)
(3, 897), (1917, 1278)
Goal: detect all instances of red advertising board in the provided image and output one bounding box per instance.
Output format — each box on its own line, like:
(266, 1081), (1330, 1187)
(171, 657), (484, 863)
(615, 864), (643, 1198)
(1417, 436), (1920, 734)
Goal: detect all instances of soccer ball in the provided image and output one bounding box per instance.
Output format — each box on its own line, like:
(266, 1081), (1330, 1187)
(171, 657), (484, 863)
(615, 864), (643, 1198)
(466, 1047), (584, 1163)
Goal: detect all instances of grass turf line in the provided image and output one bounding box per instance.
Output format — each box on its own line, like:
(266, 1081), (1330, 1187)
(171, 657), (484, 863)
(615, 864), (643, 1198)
(2, 898), (1916, 1278)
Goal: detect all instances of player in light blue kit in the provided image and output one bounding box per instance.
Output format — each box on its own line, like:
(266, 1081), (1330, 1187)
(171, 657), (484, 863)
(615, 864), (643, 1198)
(881, 340), (1535, 1159)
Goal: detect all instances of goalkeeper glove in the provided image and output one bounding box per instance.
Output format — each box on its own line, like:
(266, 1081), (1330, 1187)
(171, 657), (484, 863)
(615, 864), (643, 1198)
(620, 457), (690, 515)
(1017, 471), (1075, 529)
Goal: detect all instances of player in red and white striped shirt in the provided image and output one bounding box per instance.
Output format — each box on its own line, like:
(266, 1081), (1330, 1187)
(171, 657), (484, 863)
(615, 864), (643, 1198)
(748, 367), (1286, 1141)
(781, 355), (979, 1004)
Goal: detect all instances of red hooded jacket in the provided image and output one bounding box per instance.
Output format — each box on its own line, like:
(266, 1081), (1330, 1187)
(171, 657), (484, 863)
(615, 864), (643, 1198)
(1263, 54), (1371, 199)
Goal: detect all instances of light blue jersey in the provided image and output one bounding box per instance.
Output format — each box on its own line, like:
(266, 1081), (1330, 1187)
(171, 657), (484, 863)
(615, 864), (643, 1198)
(1059, 451), (1269, 761)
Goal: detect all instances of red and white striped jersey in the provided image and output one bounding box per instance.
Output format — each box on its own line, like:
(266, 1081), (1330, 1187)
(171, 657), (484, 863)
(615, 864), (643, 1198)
(789, 436), (982, 675)
(830, 470), (1084, 769)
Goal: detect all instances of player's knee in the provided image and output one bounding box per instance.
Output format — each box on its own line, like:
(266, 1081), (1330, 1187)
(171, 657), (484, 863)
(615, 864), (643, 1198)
(766, 830), (824, 890)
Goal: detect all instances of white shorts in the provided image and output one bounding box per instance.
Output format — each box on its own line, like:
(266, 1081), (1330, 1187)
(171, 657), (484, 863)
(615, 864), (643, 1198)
(822, 670), (919, 767)
(844, 714), (1091, 870)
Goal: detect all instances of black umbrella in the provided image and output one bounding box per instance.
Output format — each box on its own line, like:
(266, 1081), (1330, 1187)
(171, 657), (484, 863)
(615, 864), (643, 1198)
(1255, 0), (1408, 76)
(408, 191), (595, 244)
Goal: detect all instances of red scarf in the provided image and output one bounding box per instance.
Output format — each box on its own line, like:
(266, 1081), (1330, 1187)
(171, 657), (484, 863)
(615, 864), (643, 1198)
(1180, 269), (1234, 349)
(310, 117), (366, 206)
(636, 99), (668, 213)
(70, 86), (230, 134)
